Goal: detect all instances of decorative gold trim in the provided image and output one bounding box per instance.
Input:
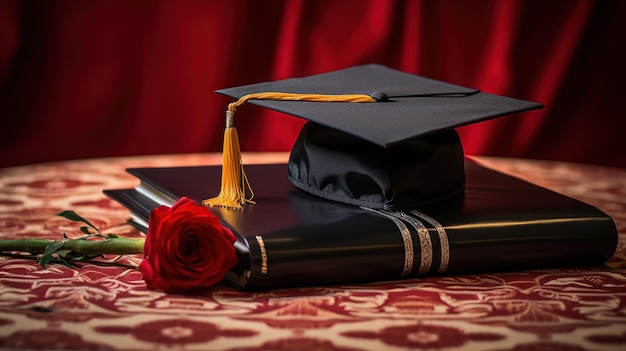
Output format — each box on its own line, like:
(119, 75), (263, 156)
(411, 210), (449, 273)
(255, 235), (268, 274)
(392, 211), (433, 275)
(362, 207), (414, 277)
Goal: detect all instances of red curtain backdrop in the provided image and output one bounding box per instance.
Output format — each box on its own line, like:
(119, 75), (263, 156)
(1, 0), (625, 168)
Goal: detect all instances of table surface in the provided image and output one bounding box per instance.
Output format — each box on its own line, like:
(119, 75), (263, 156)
(0, 153), (625, 351)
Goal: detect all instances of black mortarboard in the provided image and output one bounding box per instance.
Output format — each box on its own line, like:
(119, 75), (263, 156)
(204, 64), (543, 210)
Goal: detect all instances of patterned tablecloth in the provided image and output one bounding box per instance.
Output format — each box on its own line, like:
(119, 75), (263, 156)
(0, 153), (625, 351)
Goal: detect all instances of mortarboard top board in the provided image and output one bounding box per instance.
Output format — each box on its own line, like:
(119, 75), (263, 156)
(204, 64), (543, 210)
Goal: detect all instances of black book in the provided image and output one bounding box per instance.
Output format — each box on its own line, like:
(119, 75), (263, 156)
(104, 159), (618, 290)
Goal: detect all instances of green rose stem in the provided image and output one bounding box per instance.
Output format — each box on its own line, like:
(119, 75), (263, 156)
(0, 238), (145, 255)
(0, 210), (148, 267)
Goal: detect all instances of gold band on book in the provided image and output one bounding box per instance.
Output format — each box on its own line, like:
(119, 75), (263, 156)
(363, 207), (414, 277)
(392, 211), (433, 275)
(364, 207), (450, 277)
(411, 210), (449, 273)
(255, 235), (268, 274)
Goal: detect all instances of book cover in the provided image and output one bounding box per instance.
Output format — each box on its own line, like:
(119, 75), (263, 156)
(104, 159), (618, 290)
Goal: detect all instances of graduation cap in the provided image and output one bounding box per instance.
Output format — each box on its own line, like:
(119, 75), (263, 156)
(203, 64), (543, 210)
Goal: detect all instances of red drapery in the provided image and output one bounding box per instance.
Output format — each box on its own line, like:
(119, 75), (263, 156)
(1, 0), (625, 168)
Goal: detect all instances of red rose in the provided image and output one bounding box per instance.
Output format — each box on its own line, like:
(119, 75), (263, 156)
(139, 197), (238, 292)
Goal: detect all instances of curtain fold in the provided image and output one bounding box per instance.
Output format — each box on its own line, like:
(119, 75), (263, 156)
(1, 0), (624, 168)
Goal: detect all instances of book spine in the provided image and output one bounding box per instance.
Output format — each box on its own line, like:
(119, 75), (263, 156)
(237, 209), (448, 289)
(239, 208), (617, 290)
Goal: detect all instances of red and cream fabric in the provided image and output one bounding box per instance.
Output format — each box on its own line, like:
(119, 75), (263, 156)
(0, 154), (625, 350)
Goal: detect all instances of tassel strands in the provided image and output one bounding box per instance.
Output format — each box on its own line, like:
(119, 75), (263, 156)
(202, 109), (255, 209)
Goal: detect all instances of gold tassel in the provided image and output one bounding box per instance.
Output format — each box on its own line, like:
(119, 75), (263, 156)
(202, 109), (254, 209)
(203, 92), (377, 210)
